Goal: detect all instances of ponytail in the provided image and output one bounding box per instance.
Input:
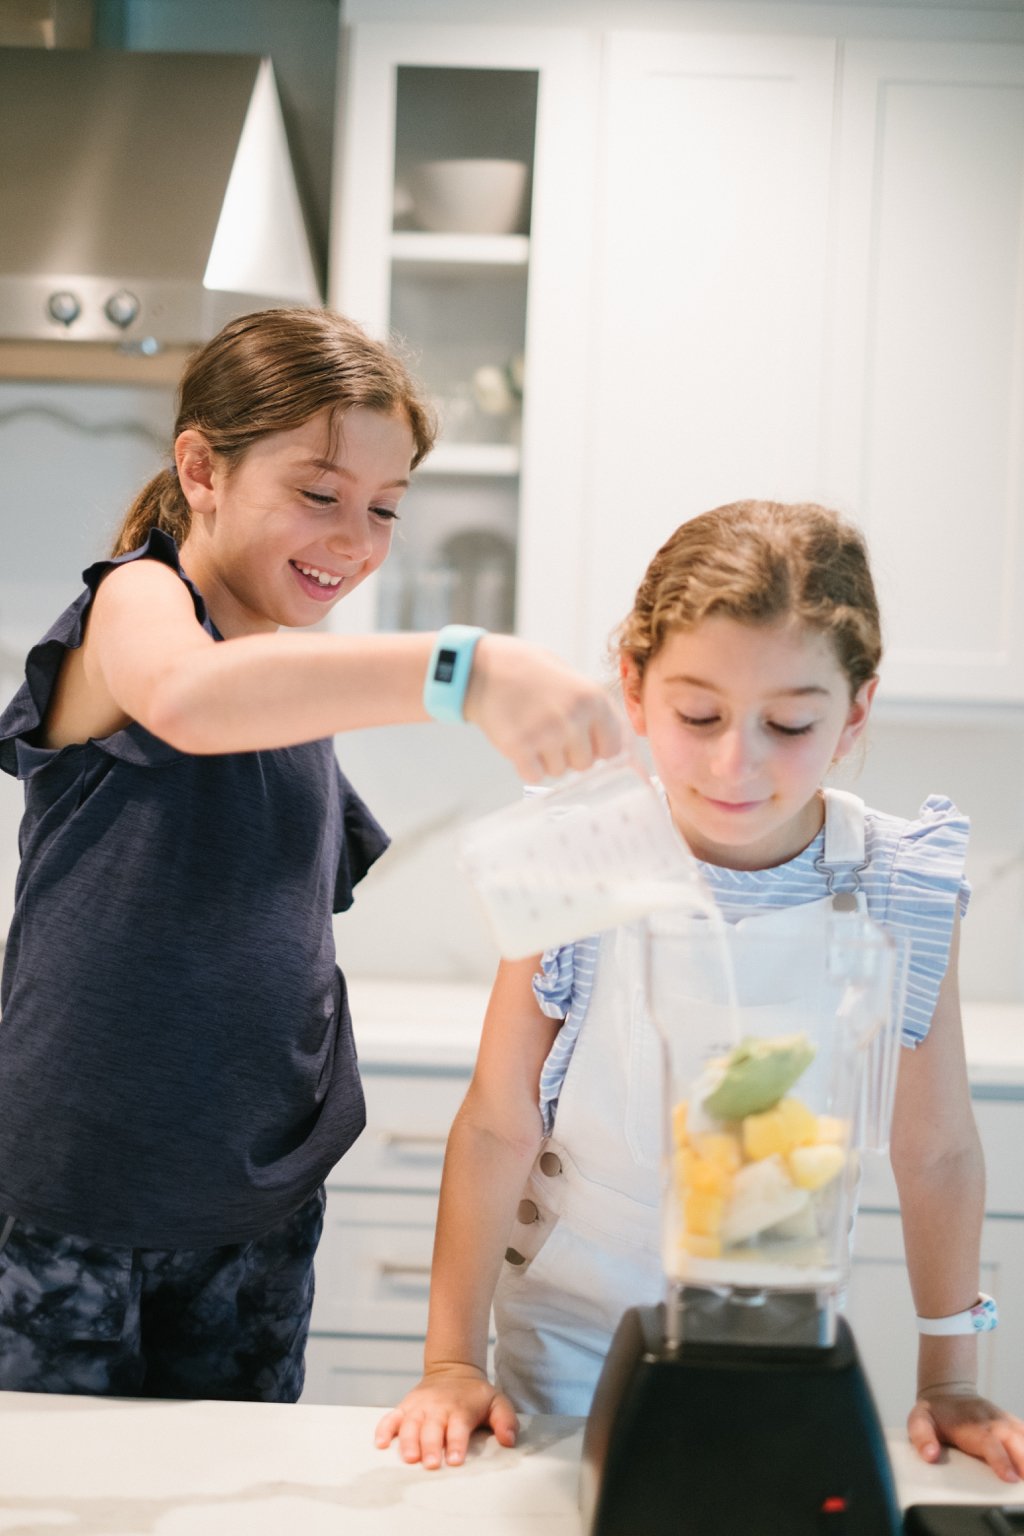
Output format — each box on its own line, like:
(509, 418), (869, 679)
(111, 466), (192, 558)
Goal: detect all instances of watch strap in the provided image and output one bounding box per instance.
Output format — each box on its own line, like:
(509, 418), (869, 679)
(423, 625), (486, 723)
(916, 1293), (998, 1335)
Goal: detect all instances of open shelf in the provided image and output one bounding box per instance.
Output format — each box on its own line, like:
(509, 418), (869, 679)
(391, 232), (529, 269)
(417, 442), (520, 477)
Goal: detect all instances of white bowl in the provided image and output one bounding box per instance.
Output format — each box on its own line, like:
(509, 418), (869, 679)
(407, 158), (529, 236)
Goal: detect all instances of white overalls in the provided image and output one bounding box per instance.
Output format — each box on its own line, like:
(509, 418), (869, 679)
(493, 789), (871, 1415)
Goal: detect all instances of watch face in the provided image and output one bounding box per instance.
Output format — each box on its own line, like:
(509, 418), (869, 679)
(435, 648), (457, 683)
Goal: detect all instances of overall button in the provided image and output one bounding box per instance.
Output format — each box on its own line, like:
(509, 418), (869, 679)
(517, 1199), (539, 1224)
(505, 1247), (526, 1266)
(539, 1152), (562, 1177)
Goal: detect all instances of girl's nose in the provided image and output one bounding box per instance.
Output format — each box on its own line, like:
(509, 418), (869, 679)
(709, 725), (760, 782)
(326, 506), (376, 565)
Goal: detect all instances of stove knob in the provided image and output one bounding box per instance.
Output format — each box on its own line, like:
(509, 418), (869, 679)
(104, 290), (140, 328)
(46, 291), (81, 326)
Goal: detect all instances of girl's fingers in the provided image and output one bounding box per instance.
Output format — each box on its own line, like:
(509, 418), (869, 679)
(442, 1411), (476, 1467)
(489, 1395), (520, 1447)
(397, 1410), (428, 1464)
(418, 1414), (449, 1472)
(374, 1407), (402, 1448)
(907, 1404), (942, 1464)
(981, 1422), (1024, 1483)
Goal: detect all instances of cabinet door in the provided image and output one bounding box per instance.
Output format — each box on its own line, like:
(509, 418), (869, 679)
(330, 24), (601, 661)
(302, 1333), (426, 1407)
(825, 41), (1024, 702)
(580, 32), (837, 671)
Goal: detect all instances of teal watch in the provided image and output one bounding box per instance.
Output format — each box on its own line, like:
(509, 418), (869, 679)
(423, 625), (486, 723)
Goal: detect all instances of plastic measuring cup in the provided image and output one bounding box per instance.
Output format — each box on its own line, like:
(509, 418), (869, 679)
(457, 756), (711, 960)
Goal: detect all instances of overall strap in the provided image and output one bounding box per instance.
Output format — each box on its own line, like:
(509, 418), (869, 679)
(817, 788), (868, 909)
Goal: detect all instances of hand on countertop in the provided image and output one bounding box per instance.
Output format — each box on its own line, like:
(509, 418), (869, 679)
(909, 1385), (1024, 1483)
(375, 1364), (519, 1470)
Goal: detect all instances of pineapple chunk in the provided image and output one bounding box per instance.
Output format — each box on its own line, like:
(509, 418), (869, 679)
(742, 1096), (819, 1161)
(788, 1143), (845, 1191)
(684, 1189), (725, 1236)
(686, 1154), (734, 1199)
(672, 1101), (688, 1146)
(690, 1131), (742, 1173)
(815, 1115), (846, 1145)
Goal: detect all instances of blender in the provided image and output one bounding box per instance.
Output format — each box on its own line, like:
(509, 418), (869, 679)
(580, 905), (908, 1536)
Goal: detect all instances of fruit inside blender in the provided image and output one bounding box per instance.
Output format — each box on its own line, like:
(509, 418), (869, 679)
(668, 1032), (852, 1288)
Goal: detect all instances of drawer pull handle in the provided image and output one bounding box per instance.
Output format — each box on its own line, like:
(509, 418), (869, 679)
(379, 1133), (447, 1151)
(378, 1262), (432, 1281)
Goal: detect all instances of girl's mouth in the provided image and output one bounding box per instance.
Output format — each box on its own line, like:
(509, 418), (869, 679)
(290, 561), (345, 601)
(703, 796), (766, 814)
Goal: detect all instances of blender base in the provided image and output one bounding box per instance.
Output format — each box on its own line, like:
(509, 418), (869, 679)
(580, 1302), (902, 1536)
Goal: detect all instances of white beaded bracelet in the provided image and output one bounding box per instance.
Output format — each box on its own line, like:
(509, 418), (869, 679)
(916, 1293), (998, 1335)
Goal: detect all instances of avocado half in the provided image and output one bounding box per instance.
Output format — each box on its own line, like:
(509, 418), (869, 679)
(702, 1033), (816, 1119)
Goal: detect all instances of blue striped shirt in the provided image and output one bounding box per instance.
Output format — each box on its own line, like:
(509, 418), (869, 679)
(533, 795), (970, 1135)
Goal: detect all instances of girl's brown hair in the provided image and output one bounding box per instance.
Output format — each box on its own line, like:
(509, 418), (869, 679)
(112, 306), (437, 556)
(615, 500), (882, 698)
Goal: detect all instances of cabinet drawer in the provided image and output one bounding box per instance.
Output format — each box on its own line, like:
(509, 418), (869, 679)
(331, 1070), (469, 1192)
(312, 1188), (437, 1336)
(302, 1333), (425, 1407)
(858, 1097), (1024, 1216)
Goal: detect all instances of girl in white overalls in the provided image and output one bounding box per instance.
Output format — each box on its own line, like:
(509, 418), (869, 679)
(378, 501), (1024, 1482)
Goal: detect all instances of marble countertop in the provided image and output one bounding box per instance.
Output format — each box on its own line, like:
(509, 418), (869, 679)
(0, 1393), (1016, 1535)
(347, 977), (1024, 1088)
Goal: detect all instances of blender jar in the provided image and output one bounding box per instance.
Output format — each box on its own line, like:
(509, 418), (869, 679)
(641, 908), (906, 1293)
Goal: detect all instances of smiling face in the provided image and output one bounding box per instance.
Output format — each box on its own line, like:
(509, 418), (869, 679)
(175, 406), (415, 636)
(621, 615), (877, 870)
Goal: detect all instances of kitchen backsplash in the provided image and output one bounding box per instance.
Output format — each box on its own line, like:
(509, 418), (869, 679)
(1, 379), (1022, 1001)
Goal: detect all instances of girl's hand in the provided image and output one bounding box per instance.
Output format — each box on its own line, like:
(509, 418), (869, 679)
(908, 1385), (1024, 1483)
(464, 634), (624, 781)
(374, 1365), (519, 1470)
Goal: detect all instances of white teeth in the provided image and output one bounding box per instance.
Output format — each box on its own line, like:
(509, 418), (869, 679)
(295, 563), (342, 587)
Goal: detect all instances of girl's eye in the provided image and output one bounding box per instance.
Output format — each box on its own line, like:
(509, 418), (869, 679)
(371, 505), (401, 522)
(301, 490), (336, 507)
(679, 713), (719, 728)
(769, 722), (815, 737)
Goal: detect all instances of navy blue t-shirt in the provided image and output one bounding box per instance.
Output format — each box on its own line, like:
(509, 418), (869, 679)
(0, 529), (389, 1247)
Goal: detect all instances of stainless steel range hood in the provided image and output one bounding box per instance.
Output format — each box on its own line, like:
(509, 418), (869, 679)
(0, 47), (321, 355)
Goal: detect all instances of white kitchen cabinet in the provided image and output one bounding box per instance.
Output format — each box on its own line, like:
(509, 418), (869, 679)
(329, 24), (600, 665)
(584, 29), (1024, 701)
(845, 1095), (1024, 1427)
(332, 18), (1024, 702)
(302, 981), (488, 1407)
(824, 41), (1024, 703)
(302, 1064), (471, 1405)
(580, 30), (839, 673)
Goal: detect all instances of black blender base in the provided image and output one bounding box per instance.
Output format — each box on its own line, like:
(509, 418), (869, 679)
(580, 1303), (902, 1536)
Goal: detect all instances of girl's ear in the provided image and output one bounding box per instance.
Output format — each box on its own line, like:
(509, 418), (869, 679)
(619, 655), (649, 737)
(834, 674), (878, 762)
(174, 429), (217, 515)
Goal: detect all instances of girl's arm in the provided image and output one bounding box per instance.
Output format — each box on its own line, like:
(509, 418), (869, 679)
(890, 913), (1024, 1481)
(375, 956), (561, 1469)
(67, 559), (622, 779)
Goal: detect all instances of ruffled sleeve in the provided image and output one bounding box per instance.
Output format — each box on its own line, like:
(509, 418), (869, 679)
(332, 762), (391, 913)
(0, 530), (211, 779)
(532, 943), (577, 1020)
(882, 795), (970, 1045)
